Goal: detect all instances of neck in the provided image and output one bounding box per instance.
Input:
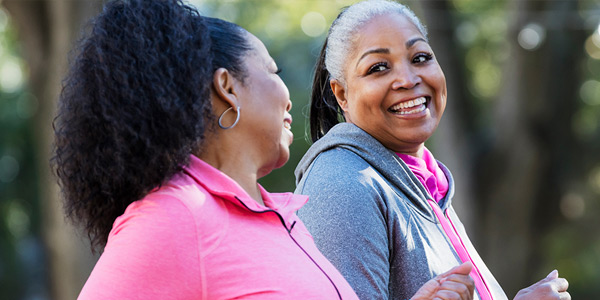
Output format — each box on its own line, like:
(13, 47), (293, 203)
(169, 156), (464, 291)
(197, 135), (265, 206)
(394, 144), (425, 158)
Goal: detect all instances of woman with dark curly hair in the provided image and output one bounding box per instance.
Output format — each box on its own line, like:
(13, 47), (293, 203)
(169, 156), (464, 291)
(53, 0), (475, 299)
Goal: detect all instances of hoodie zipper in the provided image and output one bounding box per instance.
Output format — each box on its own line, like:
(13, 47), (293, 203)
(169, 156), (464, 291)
(234, 196), (343, 300)
(427, 199), (493, 300)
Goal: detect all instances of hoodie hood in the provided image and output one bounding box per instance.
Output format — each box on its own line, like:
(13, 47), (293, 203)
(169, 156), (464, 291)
(295, 123), (455, 217)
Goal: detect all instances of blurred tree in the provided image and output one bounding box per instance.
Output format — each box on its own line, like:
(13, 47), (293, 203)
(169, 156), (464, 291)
(2, 1), (102, 299)
(0, 16), (44, 298)
(477, 0), (589, 295)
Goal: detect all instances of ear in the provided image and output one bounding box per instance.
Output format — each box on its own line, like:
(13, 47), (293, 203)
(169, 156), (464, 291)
(212, 68), (240, 109)
(330, 79), (348, 112)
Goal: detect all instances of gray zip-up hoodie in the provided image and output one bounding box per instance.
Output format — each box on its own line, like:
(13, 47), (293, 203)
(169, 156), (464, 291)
(295, 123), (508, 300)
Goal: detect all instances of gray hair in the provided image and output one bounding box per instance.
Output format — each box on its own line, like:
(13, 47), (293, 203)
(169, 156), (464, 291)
(325, 0), (427, 85)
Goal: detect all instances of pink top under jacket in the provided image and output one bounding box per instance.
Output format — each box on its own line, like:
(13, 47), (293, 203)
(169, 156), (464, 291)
(396, 146), (449, 202)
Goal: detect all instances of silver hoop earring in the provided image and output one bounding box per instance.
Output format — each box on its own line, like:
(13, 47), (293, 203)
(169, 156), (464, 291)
(218, 106), (241, 129)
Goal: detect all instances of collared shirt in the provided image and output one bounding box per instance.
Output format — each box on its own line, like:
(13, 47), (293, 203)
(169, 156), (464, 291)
(79, 155), (358, 300)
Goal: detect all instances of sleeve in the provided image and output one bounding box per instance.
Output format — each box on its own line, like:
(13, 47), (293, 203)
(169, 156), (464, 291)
(296, 149), (391, 300)
(77, 196), (203, 300)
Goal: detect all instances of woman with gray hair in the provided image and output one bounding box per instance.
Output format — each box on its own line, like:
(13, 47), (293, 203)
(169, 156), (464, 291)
(295, 0), (570, 299)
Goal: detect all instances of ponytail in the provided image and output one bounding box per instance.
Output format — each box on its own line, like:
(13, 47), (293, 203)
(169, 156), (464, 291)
(309, 38), (345, 143)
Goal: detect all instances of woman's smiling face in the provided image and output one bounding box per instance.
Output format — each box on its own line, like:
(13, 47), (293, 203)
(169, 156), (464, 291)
(237, 33), (293, 177)
(331, 12), (447, 156)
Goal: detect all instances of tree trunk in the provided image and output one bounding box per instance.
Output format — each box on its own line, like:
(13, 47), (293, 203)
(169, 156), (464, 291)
(2, 1), (102, 299)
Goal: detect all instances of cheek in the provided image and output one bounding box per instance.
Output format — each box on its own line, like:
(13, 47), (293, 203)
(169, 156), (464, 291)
(430, 67), (447, 96)
(348, 83), (385, 112)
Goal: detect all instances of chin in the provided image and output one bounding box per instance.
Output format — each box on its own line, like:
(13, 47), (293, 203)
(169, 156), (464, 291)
(274, 151), (290, 169)
(257, 152), (289, 179)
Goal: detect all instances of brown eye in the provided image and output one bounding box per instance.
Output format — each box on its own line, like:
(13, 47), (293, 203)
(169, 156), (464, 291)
(412, 53), (433, 64)
(367, 62), (388, 75)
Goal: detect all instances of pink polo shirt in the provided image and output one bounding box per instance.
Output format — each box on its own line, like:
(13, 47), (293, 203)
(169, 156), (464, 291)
(79, 155), (358, 300)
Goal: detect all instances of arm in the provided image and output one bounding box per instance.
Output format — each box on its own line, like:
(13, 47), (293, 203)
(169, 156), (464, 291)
(78, 197), (202, 299)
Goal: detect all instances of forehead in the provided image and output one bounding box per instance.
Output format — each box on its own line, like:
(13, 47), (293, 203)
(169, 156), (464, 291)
(351, 13), (424, 55)
(245, 32), (272, 64)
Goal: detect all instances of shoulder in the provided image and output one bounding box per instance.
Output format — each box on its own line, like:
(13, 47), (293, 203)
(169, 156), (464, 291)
(108, 190), (199, 252)
(81, 184), (206, 298)
(301, 147), (372, 182)
(296, 147), (391, 228)
(108, 171), (226, 253)
(297, 147), (388, 199)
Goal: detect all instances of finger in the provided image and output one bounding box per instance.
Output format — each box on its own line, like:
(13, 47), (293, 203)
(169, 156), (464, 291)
(552, 278), (569, 292)
(559, 291), (571, 300)
(439, 279), (474, 299)
(438, 262), (474, 279)
(529, 270), (560, 288)
(546, 269), (558, 280)
(434, 290), (464, 300)
(444, 274), (475, 295)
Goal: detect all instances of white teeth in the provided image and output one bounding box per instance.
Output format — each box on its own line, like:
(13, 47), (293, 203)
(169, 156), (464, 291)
(399, 105), (426, 115)
(283, 122), (291, 130)
(390, 97), (426, 111)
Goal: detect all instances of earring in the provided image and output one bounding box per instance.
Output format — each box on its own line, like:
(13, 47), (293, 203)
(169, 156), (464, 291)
(218, 106), (241, 129)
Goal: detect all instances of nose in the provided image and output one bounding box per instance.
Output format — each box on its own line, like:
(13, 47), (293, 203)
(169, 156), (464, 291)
(391, 64), (421, 90)
(285, 98), (292, 112)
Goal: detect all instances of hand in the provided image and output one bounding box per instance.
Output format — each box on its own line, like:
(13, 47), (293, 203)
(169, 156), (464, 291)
(412, 262), (475, 300)
(513, 270), (570, 300)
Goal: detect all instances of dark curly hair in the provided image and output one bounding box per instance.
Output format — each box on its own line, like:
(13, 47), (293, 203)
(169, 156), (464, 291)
(52, 0), (251, 251)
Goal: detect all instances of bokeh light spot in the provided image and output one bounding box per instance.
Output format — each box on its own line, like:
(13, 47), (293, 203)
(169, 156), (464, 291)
(585, 32), (600, 60)
(0, 58), (23, 93)
(455, 21), (478, 46)
(301, 12), (326, 37)
(580, 80), (600, 106)
(6, 200), (30, 239)
(518, 23), (545, 51)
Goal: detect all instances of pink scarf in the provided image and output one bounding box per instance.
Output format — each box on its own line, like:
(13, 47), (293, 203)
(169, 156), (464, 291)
(396, 147), (448, 203)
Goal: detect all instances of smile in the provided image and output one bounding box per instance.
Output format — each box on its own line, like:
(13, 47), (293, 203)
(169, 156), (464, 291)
(388, 96), (428, 115)
(283, 115), (292, 130)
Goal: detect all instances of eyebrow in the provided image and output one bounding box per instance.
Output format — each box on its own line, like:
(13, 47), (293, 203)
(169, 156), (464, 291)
(356, 48), (390, 67)
(355, 37), (428, 67)
(406, 37), (427, 48)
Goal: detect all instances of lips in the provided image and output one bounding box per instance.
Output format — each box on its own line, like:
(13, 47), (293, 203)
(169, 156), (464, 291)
(283, 113), (292, 130)
(389, 96), (428, 115)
